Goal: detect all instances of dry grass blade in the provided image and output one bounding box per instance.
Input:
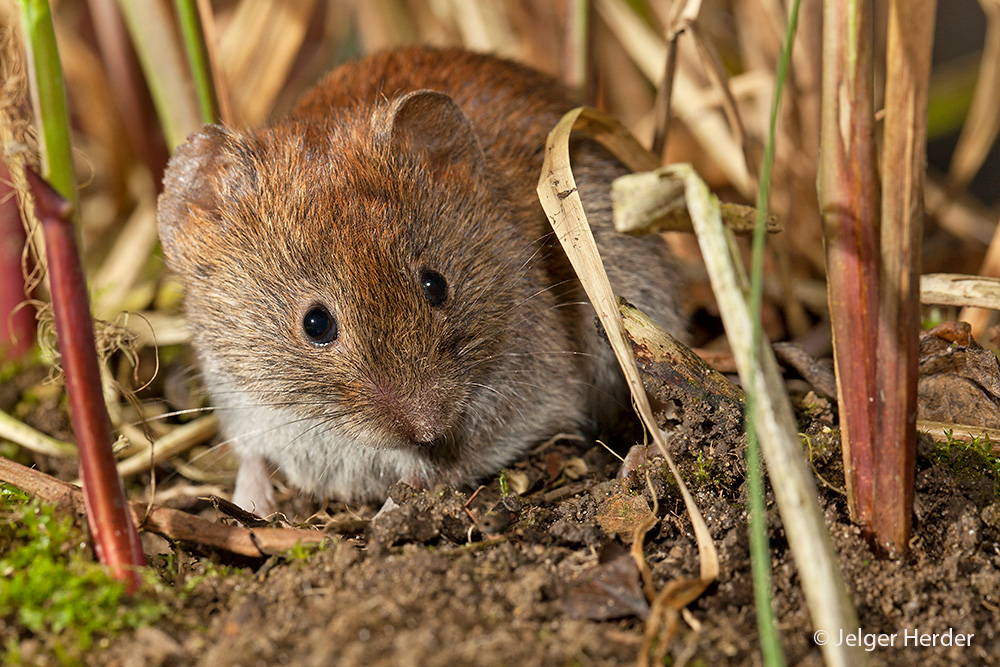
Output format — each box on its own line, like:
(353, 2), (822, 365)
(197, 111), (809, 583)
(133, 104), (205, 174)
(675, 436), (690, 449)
(117, 0), (201, 149)
(536, 108), (719, 659)
(121, 311), (189, 348)
(685, 20), (757, 183)
(679, 160), (865, 666)
(92, 199), (158, 320)
(562, 0), (590, 100)
(650, 0), (701, 155)
(0, 408), (76, 457)
(947, 0), (1000, 194)
(219, 0), (318, 126)
(921, 273), (1000, 309)
(112, 415), (218, 479)
(594, 0), (752, 195)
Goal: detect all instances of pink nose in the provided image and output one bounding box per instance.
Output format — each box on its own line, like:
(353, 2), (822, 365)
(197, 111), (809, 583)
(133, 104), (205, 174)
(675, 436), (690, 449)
(368, 381), (449, 444)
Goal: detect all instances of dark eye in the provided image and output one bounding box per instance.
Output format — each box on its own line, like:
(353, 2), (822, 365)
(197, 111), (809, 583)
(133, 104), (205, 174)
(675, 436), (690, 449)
(420, 269), (448, 307)
(302, 305), (338, 344)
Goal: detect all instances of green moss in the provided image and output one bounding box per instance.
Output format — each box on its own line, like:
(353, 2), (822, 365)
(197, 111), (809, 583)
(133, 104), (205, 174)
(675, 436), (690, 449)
(0, 484), (165, 665)
(282, 539), (327, 562)
(931, 431), (1000, 496)
(694, 451), (711, 484)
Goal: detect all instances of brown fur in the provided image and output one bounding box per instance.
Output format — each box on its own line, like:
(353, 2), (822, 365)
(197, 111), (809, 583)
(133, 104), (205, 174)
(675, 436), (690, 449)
(157, 47), (685, 512)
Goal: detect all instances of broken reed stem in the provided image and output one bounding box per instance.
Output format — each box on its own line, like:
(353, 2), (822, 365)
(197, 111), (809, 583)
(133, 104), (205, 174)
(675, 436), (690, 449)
(873, 0), (936, 554)
(818, 0), (880, 528)
(26, 167), (146, 591)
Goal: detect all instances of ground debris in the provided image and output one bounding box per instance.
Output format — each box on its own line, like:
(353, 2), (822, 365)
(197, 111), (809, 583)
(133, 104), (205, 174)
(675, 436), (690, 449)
(917, 321), (1000, 428)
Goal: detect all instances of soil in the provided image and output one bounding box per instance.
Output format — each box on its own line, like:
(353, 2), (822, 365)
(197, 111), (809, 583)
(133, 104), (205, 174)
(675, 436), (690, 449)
(3, 368), (999, 666)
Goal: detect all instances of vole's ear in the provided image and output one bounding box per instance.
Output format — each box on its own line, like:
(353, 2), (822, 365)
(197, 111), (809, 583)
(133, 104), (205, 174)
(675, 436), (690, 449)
(157, 125), (251, 258)
(381, 90), (485, 176)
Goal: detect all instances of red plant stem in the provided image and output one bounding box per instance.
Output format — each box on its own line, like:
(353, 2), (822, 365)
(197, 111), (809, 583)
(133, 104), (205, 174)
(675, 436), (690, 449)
(26, 166), (145, 591)
(818, 0), (880, 528)
(1, 161), (36, 360)
(873, 0), (936, 554)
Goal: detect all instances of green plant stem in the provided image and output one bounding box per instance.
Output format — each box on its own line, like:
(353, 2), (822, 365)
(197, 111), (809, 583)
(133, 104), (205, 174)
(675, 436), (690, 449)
(18, 0), (79, 222)
(747, 0), (802, 664)
(174, 0), (218, 124)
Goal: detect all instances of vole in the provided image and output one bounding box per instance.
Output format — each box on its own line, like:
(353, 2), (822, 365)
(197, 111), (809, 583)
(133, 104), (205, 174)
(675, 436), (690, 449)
(157, 47), (685, 515)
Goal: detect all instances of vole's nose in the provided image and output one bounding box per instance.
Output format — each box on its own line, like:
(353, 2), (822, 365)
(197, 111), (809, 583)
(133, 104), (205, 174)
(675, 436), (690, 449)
(365, 379), (451, 445)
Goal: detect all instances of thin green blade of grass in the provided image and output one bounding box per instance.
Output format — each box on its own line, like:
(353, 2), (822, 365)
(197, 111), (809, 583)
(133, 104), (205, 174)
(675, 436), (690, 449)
(18, 0), (78, 221)
(746, 0), (803, 664)
(684, 160), (865, 667)
(174, 0), (219, 125)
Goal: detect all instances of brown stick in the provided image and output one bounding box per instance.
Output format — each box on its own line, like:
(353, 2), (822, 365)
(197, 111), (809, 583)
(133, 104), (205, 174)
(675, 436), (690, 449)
(818, 0), (880, 527)
(874, 0), (936, 554)
(27, 167), (146, 591)
(0, 456), (327, 558)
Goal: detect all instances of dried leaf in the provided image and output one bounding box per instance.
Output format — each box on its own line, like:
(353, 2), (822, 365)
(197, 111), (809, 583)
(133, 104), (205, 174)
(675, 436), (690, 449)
(596, 492), (655, 539)
(563, 550), (650, 620)
(536, 106), (719, 591)
(917, 321), (1000, 429)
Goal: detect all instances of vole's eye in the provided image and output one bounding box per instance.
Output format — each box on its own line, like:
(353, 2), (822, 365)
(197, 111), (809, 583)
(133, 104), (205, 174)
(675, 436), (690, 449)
(419, 269), (448, 307)
(302, 305), (338, 344)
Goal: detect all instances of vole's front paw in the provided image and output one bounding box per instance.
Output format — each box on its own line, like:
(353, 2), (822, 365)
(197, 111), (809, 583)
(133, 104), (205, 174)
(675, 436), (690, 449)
(231, 454), (277, 517)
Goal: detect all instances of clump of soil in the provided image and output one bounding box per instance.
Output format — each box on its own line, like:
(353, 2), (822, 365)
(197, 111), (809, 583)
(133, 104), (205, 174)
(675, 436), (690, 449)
(3, 366), (999, 666)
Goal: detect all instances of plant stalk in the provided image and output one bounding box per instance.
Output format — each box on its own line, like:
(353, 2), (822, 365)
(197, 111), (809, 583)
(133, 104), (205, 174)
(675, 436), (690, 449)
(873, 0), (936, 554)
(26, 167), (146, 592)
(818, 0), (880, 527)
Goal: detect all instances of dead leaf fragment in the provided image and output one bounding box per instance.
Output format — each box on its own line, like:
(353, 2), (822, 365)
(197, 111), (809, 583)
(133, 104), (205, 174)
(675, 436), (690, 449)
(596, 492), (656, 540)
(563, 549), (650, 620)
(917, 321), (1000, 429)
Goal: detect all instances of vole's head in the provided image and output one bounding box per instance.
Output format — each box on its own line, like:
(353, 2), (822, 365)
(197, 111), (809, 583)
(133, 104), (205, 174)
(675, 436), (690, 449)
(158, 90), (535, 448)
